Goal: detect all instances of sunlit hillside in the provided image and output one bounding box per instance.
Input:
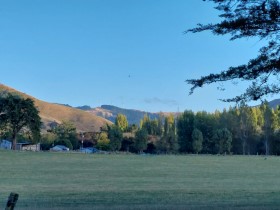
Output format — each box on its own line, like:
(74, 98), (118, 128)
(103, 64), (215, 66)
(0, 84), (111, 132)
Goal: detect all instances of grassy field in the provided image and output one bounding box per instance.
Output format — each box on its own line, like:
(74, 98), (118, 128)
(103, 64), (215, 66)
(0, 150), (280, 209)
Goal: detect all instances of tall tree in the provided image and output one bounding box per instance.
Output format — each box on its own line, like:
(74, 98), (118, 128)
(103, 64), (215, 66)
(115, 114), (128, 132)
(0, 94), (41, 150)
(192, 128), (203, 154)
(134, 129), (148, 153)
(177, 110), (195, 153)
(238, 103), (258, 155)
(260, 101), (277, 155)
(213, 128), (232, 154)
(194, 111), (219, 153)
(108, 125), (123, 151)
(157, 115), (178, 153)
(186, 0), (280, 102)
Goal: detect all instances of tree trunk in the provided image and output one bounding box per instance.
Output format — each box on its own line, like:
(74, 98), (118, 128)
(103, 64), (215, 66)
(242, 138), (246, 155)
(12, 132), (17, 150)
(265, 135), (269, 156)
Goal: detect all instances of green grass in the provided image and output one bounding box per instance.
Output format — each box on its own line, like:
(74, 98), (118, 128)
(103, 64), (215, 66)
(1, 150), (280, 209)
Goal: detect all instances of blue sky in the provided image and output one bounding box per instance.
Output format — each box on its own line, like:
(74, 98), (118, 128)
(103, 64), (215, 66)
(0, 0), (268, 112)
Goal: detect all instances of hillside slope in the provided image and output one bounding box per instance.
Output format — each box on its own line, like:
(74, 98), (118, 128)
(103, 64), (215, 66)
(0, 84), (111, 132)
(87, 105), (160, 125)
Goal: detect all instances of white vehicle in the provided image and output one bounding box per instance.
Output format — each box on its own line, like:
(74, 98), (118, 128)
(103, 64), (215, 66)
(50, 145), (69, 152)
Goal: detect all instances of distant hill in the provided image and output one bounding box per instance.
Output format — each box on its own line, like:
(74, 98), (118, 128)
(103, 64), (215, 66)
(267, 99), (280, 109)
(75, 105), (92, 111)
(0, 84), (111, 132)
(85, 105), (160, 125)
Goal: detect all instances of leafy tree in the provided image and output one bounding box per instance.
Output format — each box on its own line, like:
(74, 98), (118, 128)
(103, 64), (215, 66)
(192, 128), (203, 154)
(157, 126), (178, 154)
(53, 121), (78, 150)
(0, 94), (41, 150)
(41, 133), (57, 150)
(177, 110), (195, 153)
(108, 125), (123, 151)
(164, 114), (175, 135)
(115, 114), (128, 132)
(156, 114), (164, 136)
(134, 129), (148, 153)
(237, 103), (259, 154)
(96, 132), (110, 150)
(194, 111), (219, 153)
(260, 101), (277, 155)
(186, 0), (280, 102)
(121, 136), (135, 152)
(150, 119), (159, 135)
(157, 115), (178, 153)
(213, 128), (232, 154)
(270, 130), (280, 155)
(140, 114), (161, 135)
(127, 124), (138, 133)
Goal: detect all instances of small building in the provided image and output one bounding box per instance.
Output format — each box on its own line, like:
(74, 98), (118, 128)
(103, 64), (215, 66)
(22, 143), (40, 151)
(16, 142), (40, 151)
(0, 140), (12, 150)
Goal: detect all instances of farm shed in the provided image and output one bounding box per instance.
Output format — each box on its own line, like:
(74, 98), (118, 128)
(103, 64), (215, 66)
(0, 140), (12, 149)
(16, 143), (40, 151)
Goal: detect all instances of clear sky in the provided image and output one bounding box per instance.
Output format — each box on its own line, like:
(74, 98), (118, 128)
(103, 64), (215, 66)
(0, 0), (269, 113)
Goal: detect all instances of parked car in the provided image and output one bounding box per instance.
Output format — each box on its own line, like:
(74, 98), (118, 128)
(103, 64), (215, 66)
(50, 145), (69, 152)
(80, 147), (98, 154)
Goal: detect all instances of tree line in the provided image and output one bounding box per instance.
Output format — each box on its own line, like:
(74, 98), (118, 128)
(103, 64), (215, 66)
(2, 93), (280, 155)
(89, 101), (280, 155)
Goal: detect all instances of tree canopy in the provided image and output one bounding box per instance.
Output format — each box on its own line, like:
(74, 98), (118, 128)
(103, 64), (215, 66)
(0, 94), (41, 149)
(186, 0), (280, 102)
(115, 114), (128, 132)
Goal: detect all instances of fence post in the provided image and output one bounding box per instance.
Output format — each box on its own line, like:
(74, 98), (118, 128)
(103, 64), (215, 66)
(5, 192), (19, 210)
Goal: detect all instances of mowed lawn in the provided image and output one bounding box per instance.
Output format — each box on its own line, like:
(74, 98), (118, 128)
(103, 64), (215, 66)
(1, 151), (280, 209)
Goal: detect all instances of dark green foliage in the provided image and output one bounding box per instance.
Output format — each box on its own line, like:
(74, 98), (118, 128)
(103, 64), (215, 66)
(52, 121), (79, 150)
(186, 0), (280, 102)
(134, 129), (148, 153)
(121, 137), (135, 152)
(177, 110), (195, 153)
(213, 128), (232, 154)
(260, 101), (278, 155)
(127, 124), (138, 133)
(192, 128), (203, 154)
(0, 94), (41, 149)
(237, 102), (259, 154)
(194, 111), (219, 153)
(96, 132), (110, 151)
(174, 104), (280, 155)
(108, 125), (123, 151)
(157, 115), (178, 153)
(157, 131), (178, 153)
(145, 142), (157, 154)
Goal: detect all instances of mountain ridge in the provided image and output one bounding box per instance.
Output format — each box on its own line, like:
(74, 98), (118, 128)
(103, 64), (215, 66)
(88, 105), (160, 125)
